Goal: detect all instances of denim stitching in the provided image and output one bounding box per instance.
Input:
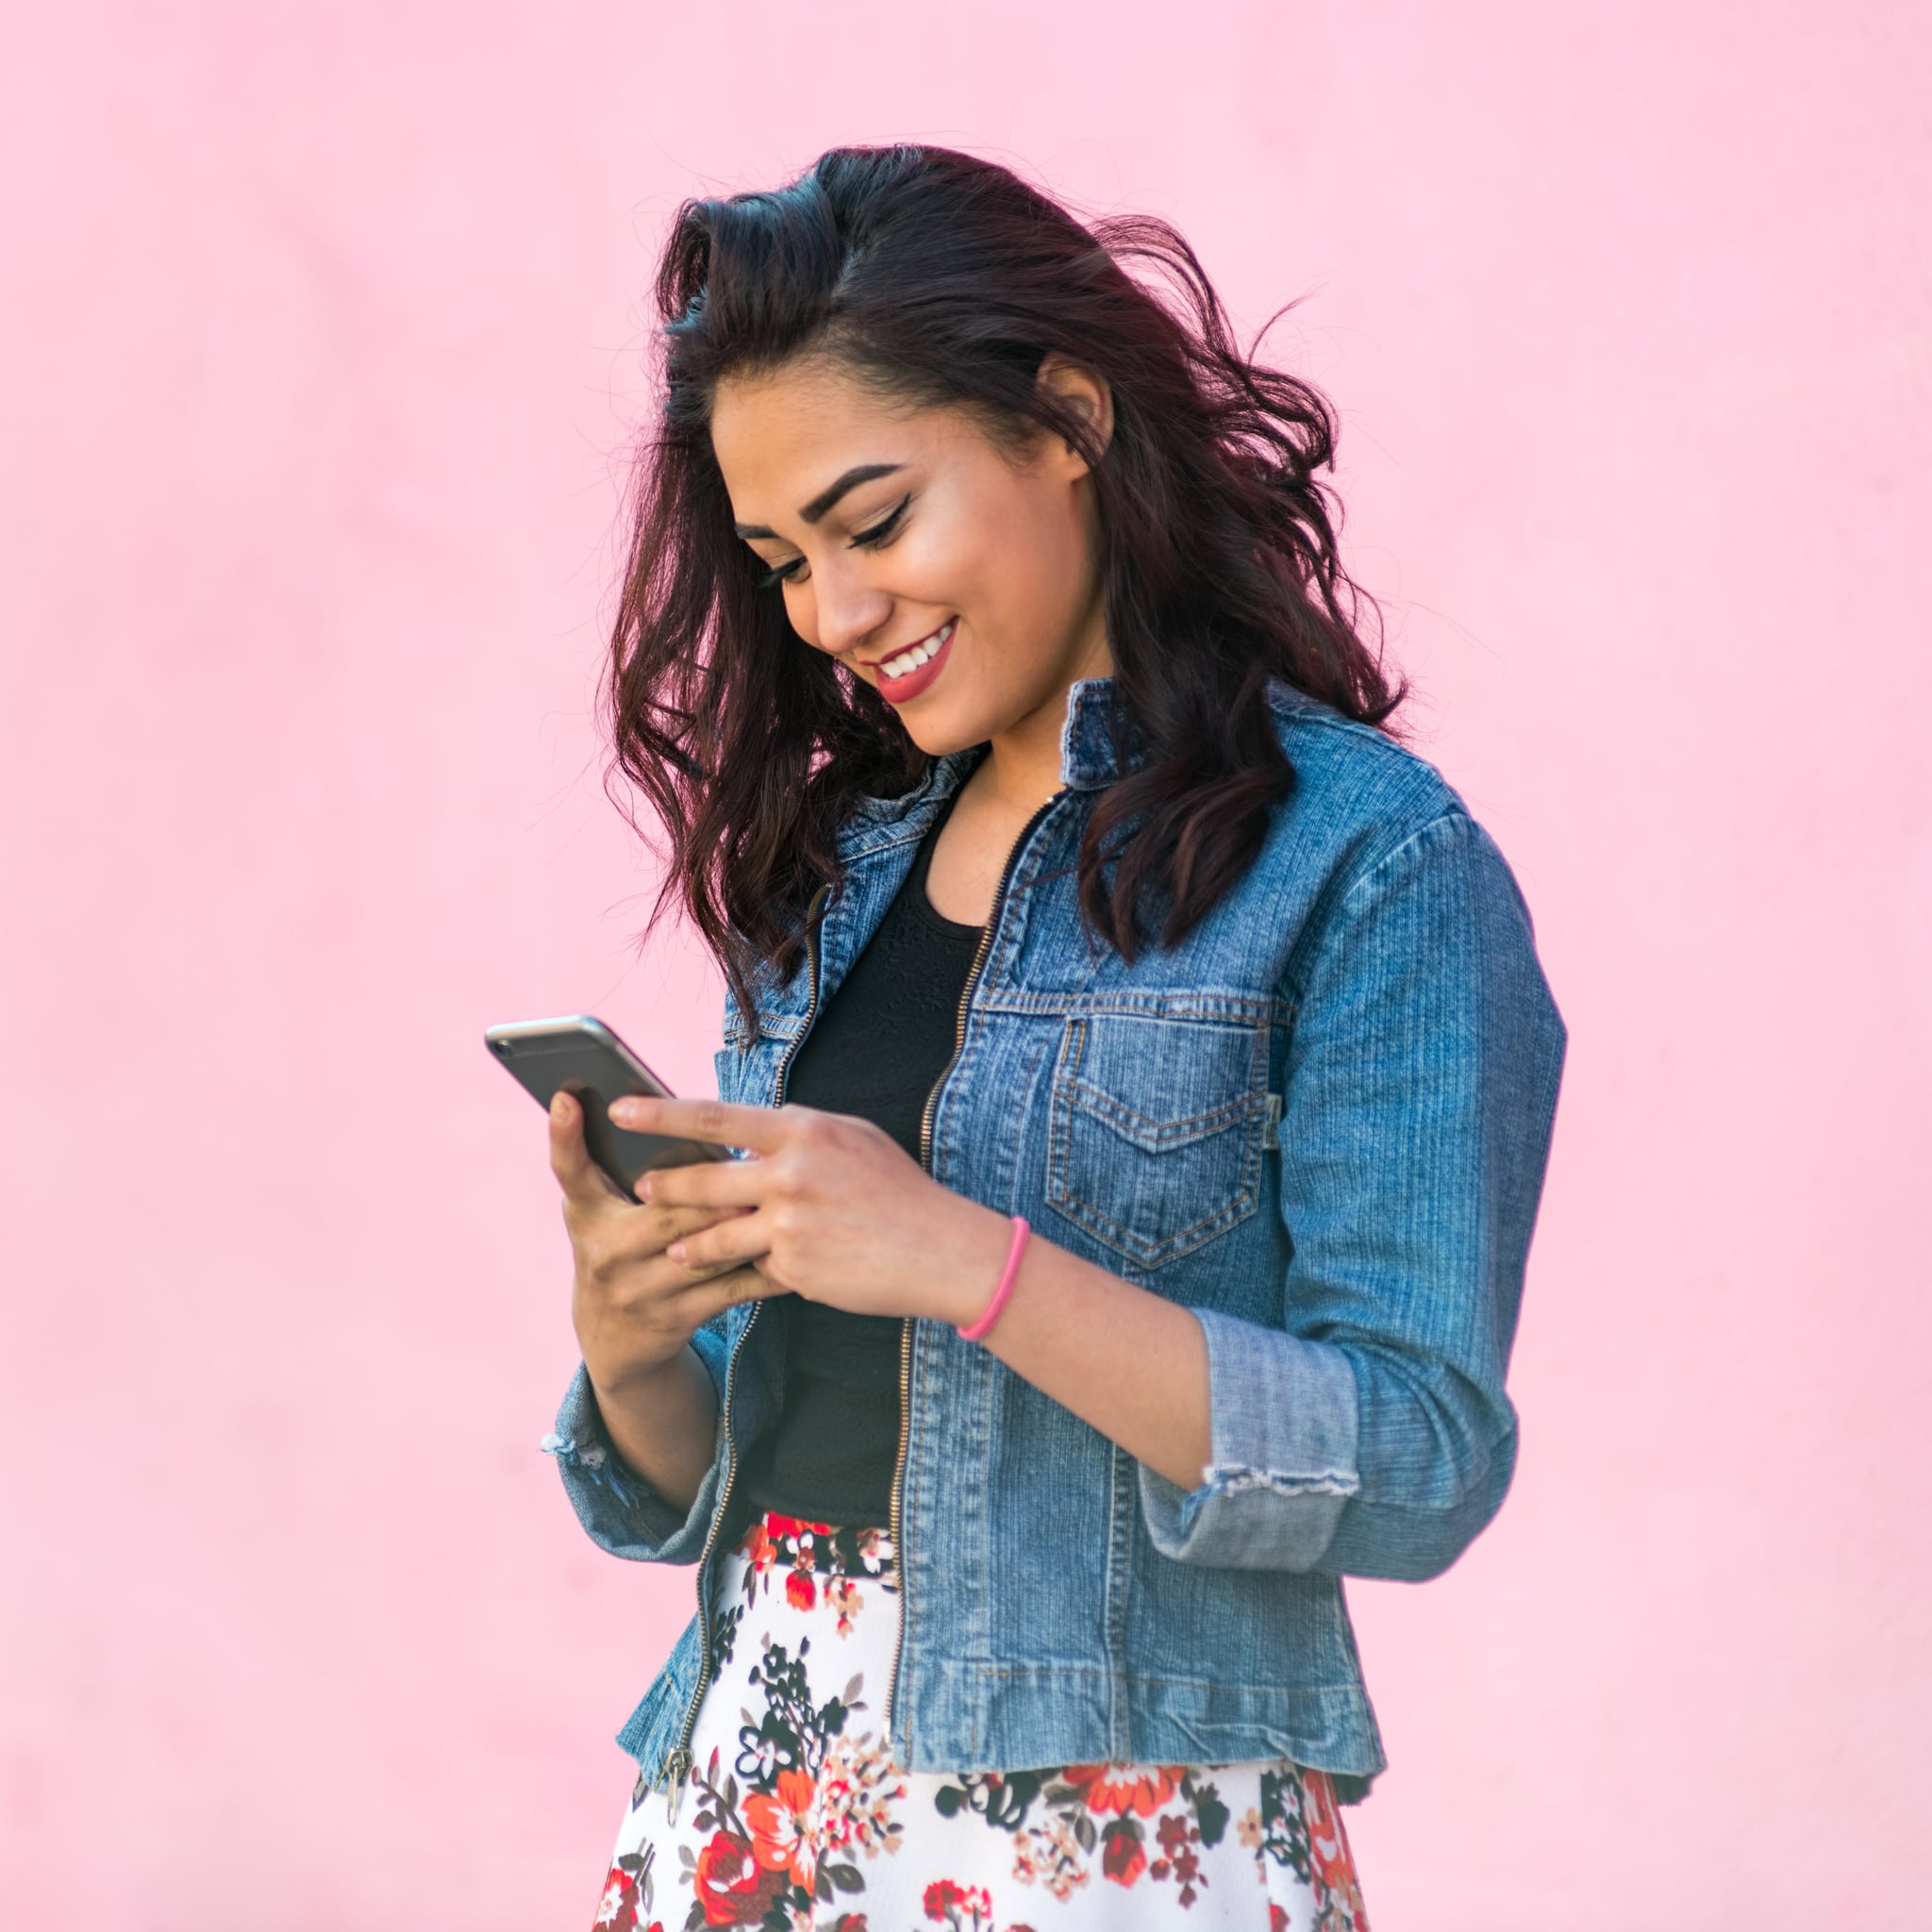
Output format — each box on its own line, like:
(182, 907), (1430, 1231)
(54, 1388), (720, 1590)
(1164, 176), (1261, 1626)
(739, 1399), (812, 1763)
(956, 1662), (1367, 1697)
(1043, 1015), (1269, 1269)
(1060, 1076), (1268, 1147)
(1054, 1183), (1260, 1268)
(975, 988), (1291, 1024)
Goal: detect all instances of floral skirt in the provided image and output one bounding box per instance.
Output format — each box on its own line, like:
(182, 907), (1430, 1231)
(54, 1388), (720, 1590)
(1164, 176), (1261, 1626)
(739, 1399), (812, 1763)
(594, 1513), (1368, 1932)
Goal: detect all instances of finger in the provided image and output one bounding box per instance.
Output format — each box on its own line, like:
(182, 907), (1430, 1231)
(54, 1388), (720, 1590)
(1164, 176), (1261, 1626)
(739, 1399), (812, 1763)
(605, 1092), (788, 1155)
(686, 1265), (790, 1321)
(664, 1247), (767, 1292)
(638, 1158), (766, 1212)
(647, 1201), (751, 1243)
(547, 1091), (625, 1205)
(614, 1203), (750, 1258)
(664, 1209), (772, 1274)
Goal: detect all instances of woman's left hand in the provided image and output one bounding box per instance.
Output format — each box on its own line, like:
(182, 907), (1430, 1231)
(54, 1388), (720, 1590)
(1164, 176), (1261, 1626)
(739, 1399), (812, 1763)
(609, 1095), (1013, 1328)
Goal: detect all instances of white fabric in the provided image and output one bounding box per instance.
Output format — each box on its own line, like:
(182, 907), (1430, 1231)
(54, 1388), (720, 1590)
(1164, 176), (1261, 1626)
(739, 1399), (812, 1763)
(592, 1517), (1369, 1932)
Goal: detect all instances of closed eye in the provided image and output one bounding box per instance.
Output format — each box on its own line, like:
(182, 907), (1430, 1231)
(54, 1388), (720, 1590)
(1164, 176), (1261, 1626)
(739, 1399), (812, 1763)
(851, 494), (911, 550)
(754, 495), (912, 591)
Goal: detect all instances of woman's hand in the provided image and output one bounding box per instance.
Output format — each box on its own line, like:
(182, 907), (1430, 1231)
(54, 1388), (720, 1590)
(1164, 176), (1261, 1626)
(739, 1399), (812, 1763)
(609, 1095), (1015, 1329)
(607, 1092), (1214, 1492)
(549, 1090), (780, 1401)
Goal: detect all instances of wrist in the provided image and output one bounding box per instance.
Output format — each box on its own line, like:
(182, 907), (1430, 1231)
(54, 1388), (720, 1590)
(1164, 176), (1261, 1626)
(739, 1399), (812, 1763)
(942, 1197), (1035, 1337)
(930, 1199), (1020, 1329)
(588, 1341), (692, 1411)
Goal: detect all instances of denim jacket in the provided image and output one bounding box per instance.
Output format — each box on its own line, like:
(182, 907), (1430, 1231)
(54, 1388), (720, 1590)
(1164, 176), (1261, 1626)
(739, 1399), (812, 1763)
(545, 677), (1566, 1801)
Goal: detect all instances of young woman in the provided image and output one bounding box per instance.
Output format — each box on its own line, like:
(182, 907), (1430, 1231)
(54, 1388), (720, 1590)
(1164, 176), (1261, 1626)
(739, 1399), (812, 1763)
(540, 145), (1565, 1932)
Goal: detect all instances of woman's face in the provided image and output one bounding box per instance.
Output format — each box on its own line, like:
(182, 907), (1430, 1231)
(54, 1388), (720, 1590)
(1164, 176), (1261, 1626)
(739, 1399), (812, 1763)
(709, 354), (1112, 760)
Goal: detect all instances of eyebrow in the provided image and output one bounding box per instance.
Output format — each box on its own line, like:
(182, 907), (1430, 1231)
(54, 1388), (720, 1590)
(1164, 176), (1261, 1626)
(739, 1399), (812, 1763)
(733, 462), (904, 540)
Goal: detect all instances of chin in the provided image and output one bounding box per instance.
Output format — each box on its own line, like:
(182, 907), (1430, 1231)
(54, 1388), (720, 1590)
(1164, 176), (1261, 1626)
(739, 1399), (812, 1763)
(891, 691), (999, 759)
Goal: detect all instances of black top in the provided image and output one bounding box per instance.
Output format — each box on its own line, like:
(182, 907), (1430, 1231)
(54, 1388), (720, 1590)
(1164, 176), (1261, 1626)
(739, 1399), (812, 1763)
(738, 793), (983, 1526)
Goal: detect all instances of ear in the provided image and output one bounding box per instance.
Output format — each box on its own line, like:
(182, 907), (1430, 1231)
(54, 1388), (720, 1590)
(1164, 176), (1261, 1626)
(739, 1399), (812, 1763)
(1035, 355), (1114, 478)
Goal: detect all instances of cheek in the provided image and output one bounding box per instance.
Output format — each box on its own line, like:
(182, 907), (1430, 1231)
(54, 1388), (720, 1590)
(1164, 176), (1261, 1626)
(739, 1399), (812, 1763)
(939, 480), (1072, 615)
(972, 498), (1087, 646)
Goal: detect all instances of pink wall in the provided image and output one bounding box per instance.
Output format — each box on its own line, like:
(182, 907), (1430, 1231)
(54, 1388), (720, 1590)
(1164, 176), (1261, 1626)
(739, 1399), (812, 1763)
(3, 4), (1927, 1925)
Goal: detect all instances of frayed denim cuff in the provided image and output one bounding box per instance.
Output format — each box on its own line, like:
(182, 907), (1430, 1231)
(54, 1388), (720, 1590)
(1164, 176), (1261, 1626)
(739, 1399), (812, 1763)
(542, 1361), (725, 1565)
(1138, 1307), (1360, 1571)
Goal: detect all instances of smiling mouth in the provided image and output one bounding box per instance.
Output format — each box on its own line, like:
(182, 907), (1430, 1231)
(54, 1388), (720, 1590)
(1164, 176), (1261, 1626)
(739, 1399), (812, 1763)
(873, 618), (956, 682)
(868, 618), (957, 704)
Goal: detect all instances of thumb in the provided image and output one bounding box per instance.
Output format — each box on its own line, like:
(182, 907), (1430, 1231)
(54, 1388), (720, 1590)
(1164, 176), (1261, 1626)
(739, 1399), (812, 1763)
(548, 1088), (625, 1204)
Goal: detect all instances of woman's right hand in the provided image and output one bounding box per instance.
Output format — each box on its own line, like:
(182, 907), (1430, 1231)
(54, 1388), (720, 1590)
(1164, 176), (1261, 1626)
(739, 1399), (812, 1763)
(548, 1089), (775, 1401)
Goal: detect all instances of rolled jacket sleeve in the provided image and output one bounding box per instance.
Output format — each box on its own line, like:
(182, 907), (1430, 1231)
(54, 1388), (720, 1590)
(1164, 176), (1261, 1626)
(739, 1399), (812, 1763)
(541, 1318), (735, 1567)
(1141, 808), (1566, 1579)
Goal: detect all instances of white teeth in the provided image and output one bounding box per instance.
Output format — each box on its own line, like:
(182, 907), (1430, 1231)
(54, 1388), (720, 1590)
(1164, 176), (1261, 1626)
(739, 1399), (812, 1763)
(880, 621), (955, 681)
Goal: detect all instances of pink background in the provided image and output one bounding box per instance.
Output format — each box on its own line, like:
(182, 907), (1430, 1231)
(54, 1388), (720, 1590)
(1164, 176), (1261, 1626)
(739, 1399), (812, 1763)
(4, 4), (1928, 1925)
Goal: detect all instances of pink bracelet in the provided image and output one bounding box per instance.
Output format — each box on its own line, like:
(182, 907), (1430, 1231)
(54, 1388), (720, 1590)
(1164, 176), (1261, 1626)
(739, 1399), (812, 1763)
(958, 1215), (1030, 1343)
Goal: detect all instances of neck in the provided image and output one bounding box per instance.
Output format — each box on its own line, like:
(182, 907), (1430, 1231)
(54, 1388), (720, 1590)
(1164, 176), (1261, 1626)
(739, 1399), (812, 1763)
(978, 620), (1111, 815)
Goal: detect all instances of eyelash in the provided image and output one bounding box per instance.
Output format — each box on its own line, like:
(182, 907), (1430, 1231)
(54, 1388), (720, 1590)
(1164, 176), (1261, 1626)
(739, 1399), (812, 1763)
(758, 495), (911, 590)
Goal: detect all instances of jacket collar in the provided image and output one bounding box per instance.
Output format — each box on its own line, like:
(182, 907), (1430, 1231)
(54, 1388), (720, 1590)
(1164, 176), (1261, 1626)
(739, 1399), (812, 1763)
(837, 675), (1133, 854)
(1058, 676), (1133, 790)
(848, 675), (1331, 841)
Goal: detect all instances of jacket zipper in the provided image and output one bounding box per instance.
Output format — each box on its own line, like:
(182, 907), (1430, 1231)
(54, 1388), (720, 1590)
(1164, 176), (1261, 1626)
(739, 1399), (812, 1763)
(887, 789), (1062, 1753)
(660, 881), (831, 1804)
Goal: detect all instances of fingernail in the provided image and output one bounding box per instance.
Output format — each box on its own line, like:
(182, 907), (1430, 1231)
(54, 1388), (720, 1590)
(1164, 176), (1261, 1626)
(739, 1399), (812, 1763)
(666, 1241), (687, 1263)
(609, 1098), (637, 1125)
(635, 1172), (656, 1201)
(550, 1092), (569, 1120)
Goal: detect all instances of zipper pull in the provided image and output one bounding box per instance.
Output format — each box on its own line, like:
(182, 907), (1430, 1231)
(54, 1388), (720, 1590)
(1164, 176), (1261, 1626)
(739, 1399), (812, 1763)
(662, 1746), (691, 1822)
(1261, 1091), (1283, 1151)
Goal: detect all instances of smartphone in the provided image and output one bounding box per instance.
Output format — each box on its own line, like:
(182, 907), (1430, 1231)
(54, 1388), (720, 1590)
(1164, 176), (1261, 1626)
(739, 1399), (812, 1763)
(484, 1015), (731, 1200)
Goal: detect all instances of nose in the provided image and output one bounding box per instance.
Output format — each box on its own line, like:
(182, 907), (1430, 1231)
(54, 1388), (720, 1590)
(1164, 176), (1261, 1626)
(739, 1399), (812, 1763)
(805, 554), (892, 661)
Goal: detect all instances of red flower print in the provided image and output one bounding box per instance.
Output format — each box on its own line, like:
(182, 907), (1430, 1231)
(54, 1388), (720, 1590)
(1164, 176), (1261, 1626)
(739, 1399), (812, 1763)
(764, 1513), (833, 1541)
(1101, 1817), (1147, 1887)
(692, 1829), (784, 1927)
(592, 1864), (639, 1930)
(1301, 1770), (1356, 1894)
(1148, 1807), (1205, 1899)
(741, 1523), (774, 1572)
(1270, 1907), (1289, 1932)
(827, 1574), (861, 1635)
(922, 1878), (992, 1924)
(819, 1773), (856, 1848)
(744, 1767), (818, 1891)
(785, 1568), (817, 1611)
(1064, 1762), (1180, 1817)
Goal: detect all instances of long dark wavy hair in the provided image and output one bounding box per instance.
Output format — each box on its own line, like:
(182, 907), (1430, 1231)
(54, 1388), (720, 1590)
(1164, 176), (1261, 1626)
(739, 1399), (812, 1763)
(607, 144), (1400, 1020)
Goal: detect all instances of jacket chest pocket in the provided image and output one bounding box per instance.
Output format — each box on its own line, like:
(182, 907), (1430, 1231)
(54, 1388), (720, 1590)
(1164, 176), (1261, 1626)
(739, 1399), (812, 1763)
(1044, 1012), (1272, 1272)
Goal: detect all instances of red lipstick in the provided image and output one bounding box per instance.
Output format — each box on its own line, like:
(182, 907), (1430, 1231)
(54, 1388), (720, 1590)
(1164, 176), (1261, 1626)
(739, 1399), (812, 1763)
(874, 619), (957, 706)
